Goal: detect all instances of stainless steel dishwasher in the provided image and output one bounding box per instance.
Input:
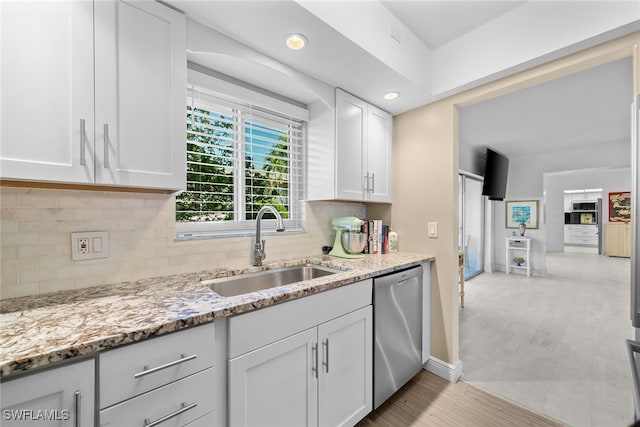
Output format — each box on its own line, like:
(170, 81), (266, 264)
(373, 265), (423, 409)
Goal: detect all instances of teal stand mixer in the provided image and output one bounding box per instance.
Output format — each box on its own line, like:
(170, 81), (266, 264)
(329, 216), (367, 259)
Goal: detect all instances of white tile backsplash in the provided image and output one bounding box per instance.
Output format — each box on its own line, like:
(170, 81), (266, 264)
(0, 186), (365, 299)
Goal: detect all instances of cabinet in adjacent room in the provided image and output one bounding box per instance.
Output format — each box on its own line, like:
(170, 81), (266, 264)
(605, 223), (631, 257)
(1, 359), (95, 427)
(228, 280), (372, 427)
(0, 0), (186, 190)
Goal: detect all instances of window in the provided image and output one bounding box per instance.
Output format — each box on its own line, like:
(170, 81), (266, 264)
(176, 82), (306, 238)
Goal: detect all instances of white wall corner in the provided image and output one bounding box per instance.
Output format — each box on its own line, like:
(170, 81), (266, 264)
(424, 356), (463, 383)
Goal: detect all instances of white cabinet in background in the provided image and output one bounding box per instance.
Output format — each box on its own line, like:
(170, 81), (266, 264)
(307, 90), (392, 203)
(228, 280), (373, 427)
(564, 225), (572, 244)
(0, 359), (95, 427)
(0, 0), (186, 191)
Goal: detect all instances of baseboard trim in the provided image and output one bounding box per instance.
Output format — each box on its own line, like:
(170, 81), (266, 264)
(424, 356), (463, 383)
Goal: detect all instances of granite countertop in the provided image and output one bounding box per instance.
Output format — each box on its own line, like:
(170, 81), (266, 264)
(0, 252), (433, 378)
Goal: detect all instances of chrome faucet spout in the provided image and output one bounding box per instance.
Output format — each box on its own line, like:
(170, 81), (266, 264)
(253, 205), (285, 266)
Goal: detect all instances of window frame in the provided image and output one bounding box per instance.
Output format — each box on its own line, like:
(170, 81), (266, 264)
(176, 69), (308, 239)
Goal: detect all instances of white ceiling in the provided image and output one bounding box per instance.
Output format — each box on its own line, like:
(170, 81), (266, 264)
(168, 0), (637, 160)
(381, 1), (526, 49)
(459, 57), (634, 159)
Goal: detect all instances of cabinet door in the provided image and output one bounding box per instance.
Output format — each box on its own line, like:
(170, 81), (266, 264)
(366, 105), (392, 202)
(335, 89), (366, 201)
(229, 328), (318, 427)
(0, 0), (94, 183)
(1, 359), (94, 427)
(318, 306), (372, 427)
(564, 225), (571, 244)
(94, 0), (186, 190)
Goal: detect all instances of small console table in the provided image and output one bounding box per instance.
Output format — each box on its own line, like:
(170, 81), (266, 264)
(505, 237), (531, 277)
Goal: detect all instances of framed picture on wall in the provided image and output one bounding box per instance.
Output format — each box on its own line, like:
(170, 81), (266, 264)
(608, 191), (631, 222)
(505, 200), (539, 229)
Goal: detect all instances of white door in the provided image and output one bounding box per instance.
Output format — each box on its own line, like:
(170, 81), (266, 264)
(0, 0), (94, 183)
(318, 306), (372, 427)
(229, 328), (318, 427)
(366, 105), (392, 202)
(335, 89), (366, 201)
(1, 359), (95, 427)
(94, 0), (186, 190)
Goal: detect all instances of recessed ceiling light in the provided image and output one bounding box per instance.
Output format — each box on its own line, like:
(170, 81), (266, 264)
(384, 91), (400, 101)
(285, 33), (308, 50)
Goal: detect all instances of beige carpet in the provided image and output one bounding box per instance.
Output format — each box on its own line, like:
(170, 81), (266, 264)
(460, 251), (634, 426)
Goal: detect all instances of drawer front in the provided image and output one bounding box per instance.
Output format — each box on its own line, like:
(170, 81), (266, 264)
(229, 279), (372, 358)
(573, 236), (597, 245)
(100, 323), (215, 408)
(99, 367), (214, 427)
(572, 228), (597, 237)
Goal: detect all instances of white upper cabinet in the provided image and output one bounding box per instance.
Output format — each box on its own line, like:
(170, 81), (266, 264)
(307, 88), (392, 203)
(1, 1), (95, 184)
(335, 89), (392, 202)
(1, 0), (186, 190)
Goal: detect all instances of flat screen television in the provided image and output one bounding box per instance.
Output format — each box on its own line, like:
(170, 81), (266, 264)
(481, 148), (509, 201)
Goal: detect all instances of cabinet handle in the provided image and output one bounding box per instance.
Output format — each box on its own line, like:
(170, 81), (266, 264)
(143, 402), (198, 427)
(73, 390), (81, 427)
(312, 343), (318, 378)
(370, 173), (375, 194)
(133, 353), (197, 379)
(79, 119), (86, 166)
(103, 124), (110, 168)
(363, 173), (370, 193)
(322, 339), (329, 373)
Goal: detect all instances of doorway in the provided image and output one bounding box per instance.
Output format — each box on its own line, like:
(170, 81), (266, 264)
(459, 173), (484, 279)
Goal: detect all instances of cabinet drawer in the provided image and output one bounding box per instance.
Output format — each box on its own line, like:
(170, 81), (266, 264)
(100, 323), (215, 408)
(574, 236), (597, 245)
(572, 228), (597, 237)
(99, 367), (214, 427)
(229, 279), (372, 358)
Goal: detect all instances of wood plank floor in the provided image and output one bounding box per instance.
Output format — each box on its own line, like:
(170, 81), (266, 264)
(357, 370), (564, 427)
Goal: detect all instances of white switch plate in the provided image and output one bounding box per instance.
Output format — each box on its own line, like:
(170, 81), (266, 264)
(71, 231), (109, 261)
(428, 222), (438, 238)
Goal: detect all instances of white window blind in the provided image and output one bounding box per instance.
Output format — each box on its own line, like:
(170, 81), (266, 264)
(176, 85), (306, 238)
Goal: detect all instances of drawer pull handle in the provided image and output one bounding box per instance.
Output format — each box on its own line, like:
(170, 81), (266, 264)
(143, 401), (198, 427)
(134, 353), (197, 379)
(322, 339), (329, 373)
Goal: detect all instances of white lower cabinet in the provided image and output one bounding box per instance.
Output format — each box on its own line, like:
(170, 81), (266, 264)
(99, 323), (216, 426)
(228, 280), (373, 427)
(0, 359), (95, 427)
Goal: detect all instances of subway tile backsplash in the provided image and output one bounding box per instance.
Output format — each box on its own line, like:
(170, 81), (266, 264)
(0, 186), (365, 299)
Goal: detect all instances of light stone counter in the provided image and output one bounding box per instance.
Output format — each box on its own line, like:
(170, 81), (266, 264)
(0, 252), (433, 378)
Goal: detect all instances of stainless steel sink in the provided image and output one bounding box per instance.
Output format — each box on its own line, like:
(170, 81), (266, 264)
(202, 264), (341, 297)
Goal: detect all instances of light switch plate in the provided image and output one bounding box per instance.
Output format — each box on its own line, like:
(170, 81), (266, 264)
(428, 222), (438, 238)
(71, 231), (109, 261)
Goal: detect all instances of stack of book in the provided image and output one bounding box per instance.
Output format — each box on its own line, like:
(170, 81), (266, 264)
(361, 219), (390, 254)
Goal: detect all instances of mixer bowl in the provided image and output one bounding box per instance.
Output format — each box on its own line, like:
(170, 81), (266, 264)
(341, 232), (368, 254)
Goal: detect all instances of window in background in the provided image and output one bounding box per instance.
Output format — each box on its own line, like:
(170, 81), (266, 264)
(176, 84), (306, 238)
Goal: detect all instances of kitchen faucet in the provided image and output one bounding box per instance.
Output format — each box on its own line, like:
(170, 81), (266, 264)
(253, 205), (285, 266)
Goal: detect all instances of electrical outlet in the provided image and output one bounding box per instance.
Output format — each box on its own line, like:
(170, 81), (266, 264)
(71, 231), (109, 261)
(78, 238), (89, 254)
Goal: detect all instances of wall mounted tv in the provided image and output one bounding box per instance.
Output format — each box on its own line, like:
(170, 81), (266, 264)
(481, 148), (509, 201)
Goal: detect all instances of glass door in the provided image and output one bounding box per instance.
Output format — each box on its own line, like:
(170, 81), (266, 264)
(459, 173), (484, 279)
